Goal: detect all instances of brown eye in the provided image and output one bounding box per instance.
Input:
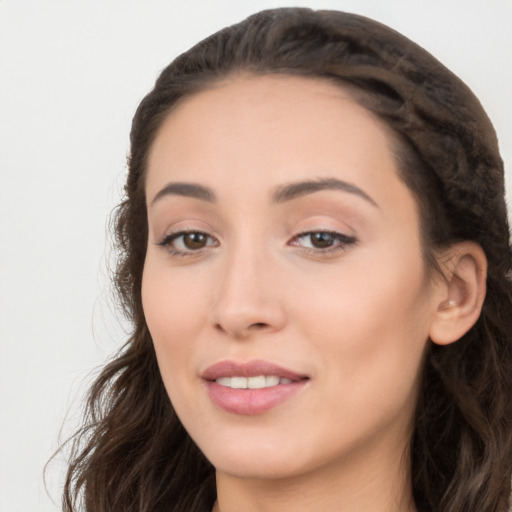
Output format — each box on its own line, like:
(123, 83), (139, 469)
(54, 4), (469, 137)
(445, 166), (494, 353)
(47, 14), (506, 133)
(182, 232), (208, 250)
(158, 231), (218, 255)
(290, 231), (357, 253)
(309, 232), (336, 248)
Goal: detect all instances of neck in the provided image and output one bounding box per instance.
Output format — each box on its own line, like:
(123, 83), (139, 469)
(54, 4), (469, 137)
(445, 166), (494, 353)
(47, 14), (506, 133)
(214, 443), (416, 512)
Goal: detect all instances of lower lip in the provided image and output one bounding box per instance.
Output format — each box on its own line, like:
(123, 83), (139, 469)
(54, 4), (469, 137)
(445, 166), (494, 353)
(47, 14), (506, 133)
(205, 380), (307, 415)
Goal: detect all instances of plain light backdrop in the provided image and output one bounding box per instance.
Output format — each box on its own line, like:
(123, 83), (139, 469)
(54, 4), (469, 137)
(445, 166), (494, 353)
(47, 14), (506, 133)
(1, 1), (511, 511)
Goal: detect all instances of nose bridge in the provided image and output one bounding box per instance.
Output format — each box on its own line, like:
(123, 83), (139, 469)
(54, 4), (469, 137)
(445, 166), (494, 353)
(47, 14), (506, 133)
(212, 233), (286, 338)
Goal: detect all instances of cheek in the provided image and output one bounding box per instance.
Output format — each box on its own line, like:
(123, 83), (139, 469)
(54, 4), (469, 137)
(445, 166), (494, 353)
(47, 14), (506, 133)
(141, 259), (206, 391)
(142, 267), (211, 433)
(293, 247), (432, 395)
(142, 251), (209, 334)
(297, 294), (428, 449)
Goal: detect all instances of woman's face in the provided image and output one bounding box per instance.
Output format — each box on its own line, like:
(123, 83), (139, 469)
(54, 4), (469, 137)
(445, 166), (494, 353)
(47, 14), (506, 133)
(142, 75), (443, 482)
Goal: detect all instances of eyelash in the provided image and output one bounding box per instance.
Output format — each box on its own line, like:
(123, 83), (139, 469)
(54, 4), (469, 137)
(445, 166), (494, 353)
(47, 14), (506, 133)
(156, 231), (218, 257)
(290, 231), (357, 254)
(156, 230), (356, 257)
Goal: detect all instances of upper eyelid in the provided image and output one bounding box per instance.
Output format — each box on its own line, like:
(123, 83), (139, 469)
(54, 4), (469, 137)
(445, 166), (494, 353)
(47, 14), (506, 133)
(291, 228), (356, 240)
(291, 230), (356, 243)
(290, 214), (356, 235)
(158, 230), (217, 244)
(294, 229), (352, 236)
(156, 226), (216, 242)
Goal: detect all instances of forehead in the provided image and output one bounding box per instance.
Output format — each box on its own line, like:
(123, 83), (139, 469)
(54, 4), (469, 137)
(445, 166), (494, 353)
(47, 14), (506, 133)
(151, 73), (386, 141)
(146, 74), (398, 192)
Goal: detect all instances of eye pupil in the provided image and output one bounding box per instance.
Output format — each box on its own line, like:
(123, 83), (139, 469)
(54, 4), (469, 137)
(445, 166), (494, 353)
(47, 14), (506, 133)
(184, 232), (207, 249)
(311, 232), (334, 248)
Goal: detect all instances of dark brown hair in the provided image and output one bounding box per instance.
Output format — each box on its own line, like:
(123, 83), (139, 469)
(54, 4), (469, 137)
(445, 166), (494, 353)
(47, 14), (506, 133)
(62, 8), (512, 512)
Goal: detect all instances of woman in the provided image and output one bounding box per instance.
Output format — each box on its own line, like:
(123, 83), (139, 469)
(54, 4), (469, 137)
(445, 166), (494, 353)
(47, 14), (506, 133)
(63, 8), (512, 512)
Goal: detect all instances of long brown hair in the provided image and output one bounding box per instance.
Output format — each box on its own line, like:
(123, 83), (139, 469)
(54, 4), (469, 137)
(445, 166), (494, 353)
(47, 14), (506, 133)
(62, 8), (512, 512)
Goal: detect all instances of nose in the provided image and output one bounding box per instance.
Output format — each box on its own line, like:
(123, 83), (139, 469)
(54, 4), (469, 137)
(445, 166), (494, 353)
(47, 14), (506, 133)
(212, 245), (287, 340)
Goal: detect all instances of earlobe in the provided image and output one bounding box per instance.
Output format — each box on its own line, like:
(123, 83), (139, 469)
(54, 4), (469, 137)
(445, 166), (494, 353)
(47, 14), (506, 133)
(429, 242), (487, 346)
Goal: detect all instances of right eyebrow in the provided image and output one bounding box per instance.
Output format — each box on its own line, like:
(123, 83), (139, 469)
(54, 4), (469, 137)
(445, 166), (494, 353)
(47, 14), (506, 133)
(150, 182), (216, 206)
(272, 177), (379, 208)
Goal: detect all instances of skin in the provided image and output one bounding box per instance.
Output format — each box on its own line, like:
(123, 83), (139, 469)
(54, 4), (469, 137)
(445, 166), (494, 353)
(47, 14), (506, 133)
(142, 75), (451, 512)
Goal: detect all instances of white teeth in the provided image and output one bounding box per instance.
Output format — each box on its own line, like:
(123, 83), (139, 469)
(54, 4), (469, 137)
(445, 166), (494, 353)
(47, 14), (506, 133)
(248, 375), (267, 389)
(265, 375), (279, 387)
(216, 377), (231, 387)
(230, 376), (247, 389)
(215, 375), (290, 389)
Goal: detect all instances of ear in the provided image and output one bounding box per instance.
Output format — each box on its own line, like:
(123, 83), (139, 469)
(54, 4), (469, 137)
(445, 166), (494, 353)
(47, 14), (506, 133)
(429, 241), (487, 346)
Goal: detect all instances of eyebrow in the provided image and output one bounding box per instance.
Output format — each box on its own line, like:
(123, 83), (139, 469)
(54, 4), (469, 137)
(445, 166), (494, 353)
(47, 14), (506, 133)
(150, 177), (378, 208)
(150, 182), (216, 206)
(272, 178), (379, 207)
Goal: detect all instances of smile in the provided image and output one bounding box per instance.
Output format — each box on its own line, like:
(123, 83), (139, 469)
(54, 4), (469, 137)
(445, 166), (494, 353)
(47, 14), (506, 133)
(202, 360), (309, 415)
(215, 375), (293, 389)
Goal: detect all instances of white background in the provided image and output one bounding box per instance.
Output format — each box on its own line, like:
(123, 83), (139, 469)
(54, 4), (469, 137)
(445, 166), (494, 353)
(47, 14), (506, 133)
(0, 1), (511, 511)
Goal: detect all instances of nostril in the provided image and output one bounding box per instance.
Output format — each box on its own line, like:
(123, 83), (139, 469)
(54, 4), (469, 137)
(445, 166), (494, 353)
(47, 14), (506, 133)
(251, 322), (268, 329)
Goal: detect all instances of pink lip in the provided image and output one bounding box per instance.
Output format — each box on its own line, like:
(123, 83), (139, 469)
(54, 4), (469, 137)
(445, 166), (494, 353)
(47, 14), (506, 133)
(202, 360), (309, 415)
(202, 359), (307, 381)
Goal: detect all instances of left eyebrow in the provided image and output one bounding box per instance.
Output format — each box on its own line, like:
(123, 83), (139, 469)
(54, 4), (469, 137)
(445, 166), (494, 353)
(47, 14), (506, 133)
(271, 178), (379, 208)
(150, 182), (216, 206)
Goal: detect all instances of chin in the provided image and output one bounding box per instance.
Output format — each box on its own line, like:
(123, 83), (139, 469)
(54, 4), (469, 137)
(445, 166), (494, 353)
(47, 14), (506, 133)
(212, 455), (308, 481)
(196, 432), (330, 482)
(190, 430), (287, 476)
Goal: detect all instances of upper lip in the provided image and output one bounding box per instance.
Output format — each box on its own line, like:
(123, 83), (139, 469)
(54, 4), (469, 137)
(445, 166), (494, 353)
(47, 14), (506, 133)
(201, 360), (308, 381)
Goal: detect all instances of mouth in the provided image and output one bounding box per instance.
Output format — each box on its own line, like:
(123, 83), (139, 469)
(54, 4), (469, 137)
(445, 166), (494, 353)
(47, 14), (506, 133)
(214, 375), (295, 389)
(201, 360), (309, 415)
